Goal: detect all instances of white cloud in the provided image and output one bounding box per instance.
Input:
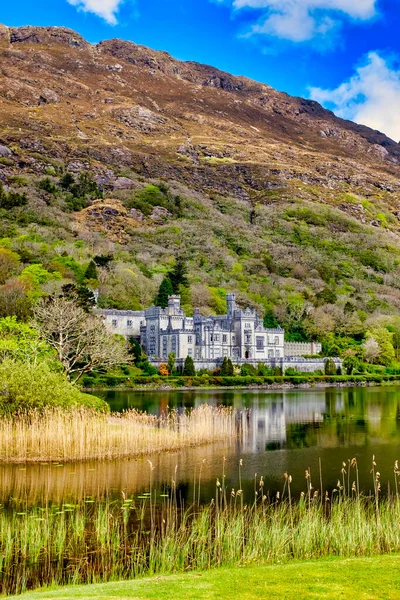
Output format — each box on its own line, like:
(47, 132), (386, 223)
(67, 0), (123, 24)
(224, 0), (377, 42)
(309, 52), (400, 142)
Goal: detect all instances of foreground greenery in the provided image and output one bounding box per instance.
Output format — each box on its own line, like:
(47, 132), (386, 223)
(14, 556), (400, 600)
(2, 460), (400, 595)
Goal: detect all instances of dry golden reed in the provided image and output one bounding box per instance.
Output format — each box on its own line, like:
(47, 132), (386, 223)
(0, 405), (239, 463)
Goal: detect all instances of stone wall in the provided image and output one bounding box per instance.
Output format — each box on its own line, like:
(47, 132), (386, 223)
(150, 356), (341, 373)
(284, 341), (322, 357)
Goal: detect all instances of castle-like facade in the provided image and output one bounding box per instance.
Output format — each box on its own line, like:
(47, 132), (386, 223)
(99, 293), (329, 372)
(141, 293), (284, 362)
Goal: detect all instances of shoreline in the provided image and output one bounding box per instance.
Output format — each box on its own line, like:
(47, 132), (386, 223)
(85, 378), (400, 393)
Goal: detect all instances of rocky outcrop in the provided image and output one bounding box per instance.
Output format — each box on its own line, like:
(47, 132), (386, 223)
(8, 26), (88, 49)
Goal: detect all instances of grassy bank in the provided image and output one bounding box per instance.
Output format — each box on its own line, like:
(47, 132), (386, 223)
(0, 405), (238, 463)
(13, 556), (400, 600)
(83, 372), (400, 390)
(2, 485), (400, 595)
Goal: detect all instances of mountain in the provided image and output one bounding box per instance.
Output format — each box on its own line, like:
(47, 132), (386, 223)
(1, 24), (400, 349)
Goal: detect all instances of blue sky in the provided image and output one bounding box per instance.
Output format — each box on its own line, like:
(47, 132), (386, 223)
(2, 0), (400, 140)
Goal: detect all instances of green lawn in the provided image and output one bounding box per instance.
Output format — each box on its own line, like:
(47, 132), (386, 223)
(14, 555), (400, 600)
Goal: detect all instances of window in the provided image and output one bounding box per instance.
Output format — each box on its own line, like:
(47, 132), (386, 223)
(245, 334), (252, 344)
(112, 319), (117, 327)
(276, 350), (280, 358)
(150, 325), (155, 332)
(245, 323), (251, 329)
(188, 348), (193, 356)
(256, 336), (264, 350)
(196, 334), (200, 344)
(275, 336), (279, 345)
(223, 348), (228, 357)
(222, 334), (227, 344)
(214, 334), (219, 342)
(162, 338), (167, 347)
(188, 335), (192, 343)
(232, 335), (235, 342)
(127, 319), (132, 328)
(268, 349), (274, 358)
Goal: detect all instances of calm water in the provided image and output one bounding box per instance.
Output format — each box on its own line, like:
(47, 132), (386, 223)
(2, 386), (400, 504)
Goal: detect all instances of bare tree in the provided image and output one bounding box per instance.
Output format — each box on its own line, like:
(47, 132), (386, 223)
(34, 297), (129, 382)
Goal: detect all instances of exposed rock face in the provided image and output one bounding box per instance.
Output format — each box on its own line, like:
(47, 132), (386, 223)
(0, 23), (400, 201)
(8, 26), (88, 48)
(0, 144), (12, 157)
(74, 199), (142, 244)
(112, 177), (138, 190)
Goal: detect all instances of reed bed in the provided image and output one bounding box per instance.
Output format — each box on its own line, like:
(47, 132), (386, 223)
(0, 405), (239, 463)
(1, 457), (400, 596)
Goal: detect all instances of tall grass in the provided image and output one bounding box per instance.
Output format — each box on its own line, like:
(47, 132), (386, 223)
(0, 405), (239, 463)
(2, 458), (400, 596)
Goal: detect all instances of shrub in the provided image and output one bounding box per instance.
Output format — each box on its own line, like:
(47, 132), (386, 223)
(159, 363), (168, 376)
(0, 359), (107, 414)
(324, 358), (337, 375)
(38, 177), (58, 194)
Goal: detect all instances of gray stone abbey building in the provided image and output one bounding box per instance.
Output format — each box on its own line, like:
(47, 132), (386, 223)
(100, 293), (332, 372)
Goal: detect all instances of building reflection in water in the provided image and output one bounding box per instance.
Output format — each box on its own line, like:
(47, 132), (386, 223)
(1, 386), (400, 504)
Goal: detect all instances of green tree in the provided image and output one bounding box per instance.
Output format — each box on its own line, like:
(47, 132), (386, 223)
(0, 247), (20, 284)
(61, 284), (96, 312)
(169, 256), (188, 293)
(343, 355), (359, 375)
(226, 358), (234, 376)
(19, 264), (62, 300)
(84, 260), (98, 282)
(38, 177), (58, 194)
(94, 254), (113, 268)
(59, 172), (75, 190)
(128, 338), (143, 364)
(167, 352), (176, 375)
(0, 184), (28, 209)
(364, 327), (395, 366)
(220, 356), (229, 376)
(0, 316), (53, 364)
(263, 309), (279, 329)
(183, 355), (195, 376)
(156, 277), (173, 308)
(324, 358), (337, 375)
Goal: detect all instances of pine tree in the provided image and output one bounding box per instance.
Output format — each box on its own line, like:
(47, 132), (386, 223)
(84, 260), (98, 281)
(324, 358), (337, 375)
(169, 256), (188, 293)
(183, 355), (195, 376)
(61, 283), (96, 312)
(220, 356), (229, 376)
(156, 277), (173, 308)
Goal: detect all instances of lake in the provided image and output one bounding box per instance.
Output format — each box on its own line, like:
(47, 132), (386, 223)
(2, 385), (400, 505)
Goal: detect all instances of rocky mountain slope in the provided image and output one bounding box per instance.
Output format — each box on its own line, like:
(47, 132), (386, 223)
(1, 24), (400, 348)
